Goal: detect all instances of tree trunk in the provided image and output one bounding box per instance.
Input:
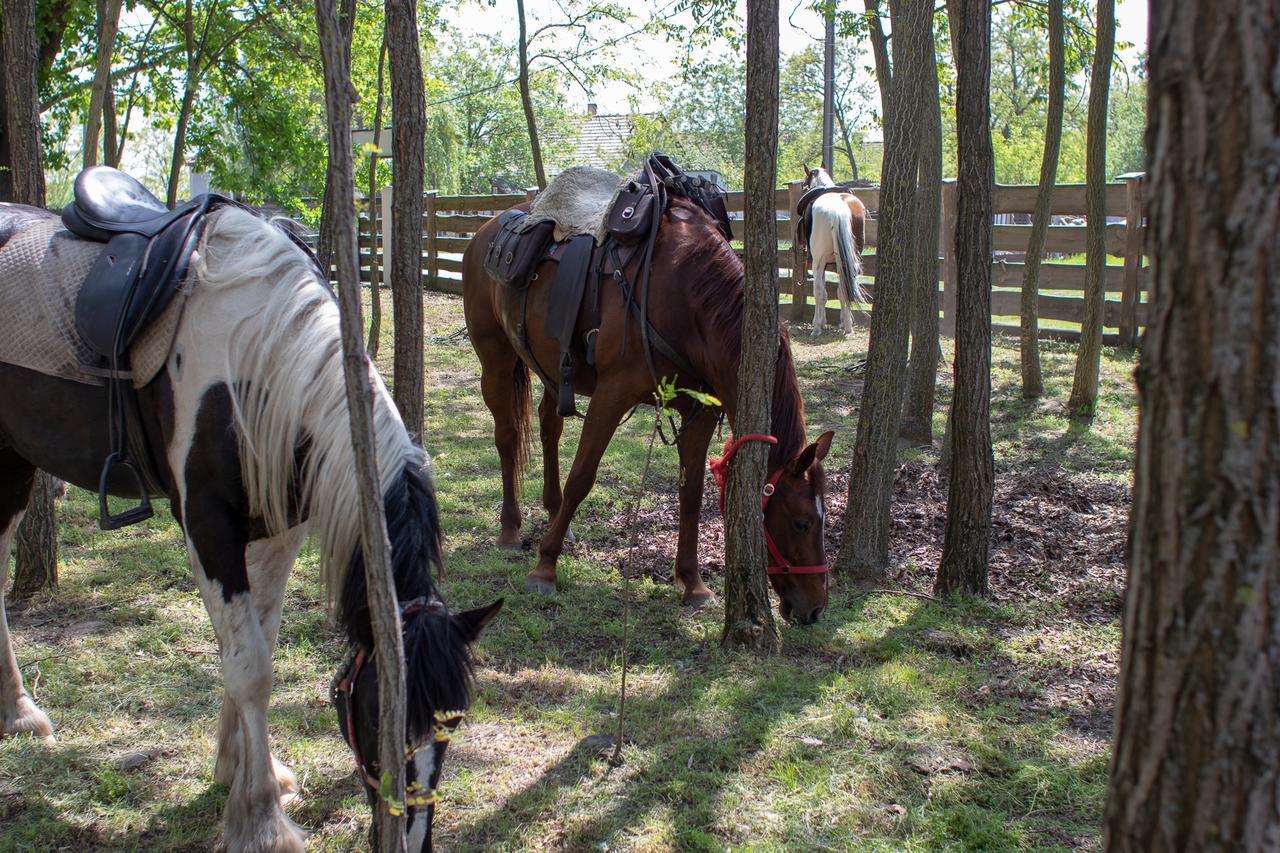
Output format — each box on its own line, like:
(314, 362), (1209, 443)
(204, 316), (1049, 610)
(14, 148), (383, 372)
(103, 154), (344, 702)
(83, 0), (123, 169)
(835, 0), (930, 581)
(1018, 0), (1064, 399)
(102, 84), (119, 167)
(2, 0), (59, 600)
(1066, 0), (1114, 420)
(315, 0), (356, 281)
(515, 0), (546, 190)
(386, 0), (426, 440)
(1103, 2), (1280, 847)
(316, 1), (408, 849)
(11, 475), (58, 599)
(899, 13), (942, 448)
(934, 0), (993, 598)
(166, 85), (197, 208)
(862, 0), (891, 120)
(722, 0), (781, 655)
(366, 35), (387, 358)
(0, 12), (13, 202)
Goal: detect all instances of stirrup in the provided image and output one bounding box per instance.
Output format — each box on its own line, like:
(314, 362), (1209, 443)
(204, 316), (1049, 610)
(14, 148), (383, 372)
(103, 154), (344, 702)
(97, 451), (154, 530)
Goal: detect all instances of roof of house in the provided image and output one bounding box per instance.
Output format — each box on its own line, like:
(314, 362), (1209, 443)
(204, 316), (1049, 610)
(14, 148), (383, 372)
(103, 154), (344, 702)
(547, 112), (635, 173)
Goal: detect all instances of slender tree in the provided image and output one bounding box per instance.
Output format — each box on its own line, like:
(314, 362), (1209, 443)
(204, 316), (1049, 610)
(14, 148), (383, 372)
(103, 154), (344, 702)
(862, 0), (891, 119)
(835, 0), (931, 581)
(515, 0), (547, 190)
(2, 0), (58, 600)
(899, 13), (943, 447)
(366, 34), (387, 358)
(83, 0), (123, 168)
(934, 0), (993, 597)
(386, 0), (427, 439)
(316, 0), (408, 848)
(722, 0), (781, 654)
(1103, 1), (1280, 846)
(1066, 0), (1114, 419)
(1018, 0), (1065, 398)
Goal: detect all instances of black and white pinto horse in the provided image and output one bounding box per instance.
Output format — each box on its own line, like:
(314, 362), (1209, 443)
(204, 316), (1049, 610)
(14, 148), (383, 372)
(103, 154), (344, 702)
(0, 203), (500, 851)
(801, 167), (868, 337)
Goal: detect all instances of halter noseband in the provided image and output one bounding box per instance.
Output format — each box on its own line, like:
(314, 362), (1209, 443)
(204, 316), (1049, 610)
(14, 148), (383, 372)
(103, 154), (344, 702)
(709, 434), (829, 576)
(330, 598), (465, 815)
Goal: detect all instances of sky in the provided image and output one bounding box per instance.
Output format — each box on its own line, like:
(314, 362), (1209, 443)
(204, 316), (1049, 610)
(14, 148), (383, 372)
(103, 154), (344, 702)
(441, 0), (1150, 115)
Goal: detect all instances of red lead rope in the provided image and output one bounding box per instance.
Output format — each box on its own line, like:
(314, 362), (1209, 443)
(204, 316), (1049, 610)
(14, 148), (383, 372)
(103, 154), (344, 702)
(709, 434), (829, 576)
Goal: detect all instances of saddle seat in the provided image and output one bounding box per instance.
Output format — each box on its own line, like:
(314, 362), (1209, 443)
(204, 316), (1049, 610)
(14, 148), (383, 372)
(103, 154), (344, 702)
(62, 167), (200, 242)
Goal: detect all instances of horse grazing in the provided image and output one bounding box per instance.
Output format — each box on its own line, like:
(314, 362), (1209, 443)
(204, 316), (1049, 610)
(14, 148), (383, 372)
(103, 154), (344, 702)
(799, 166), (868, 336)
(0, 198), (500, 851)
(463, 189), (834, 625)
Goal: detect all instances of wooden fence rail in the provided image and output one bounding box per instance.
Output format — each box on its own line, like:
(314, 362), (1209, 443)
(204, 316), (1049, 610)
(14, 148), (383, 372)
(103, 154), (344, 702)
(347, 176), (1147, 347)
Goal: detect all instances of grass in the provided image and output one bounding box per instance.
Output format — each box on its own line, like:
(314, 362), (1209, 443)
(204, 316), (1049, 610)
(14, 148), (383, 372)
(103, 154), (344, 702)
(0, 290), (1135, 851)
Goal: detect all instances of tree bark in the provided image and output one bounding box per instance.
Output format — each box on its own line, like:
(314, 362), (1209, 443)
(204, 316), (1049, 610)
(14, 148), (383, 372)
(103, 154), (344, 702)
(315, 0), (356, 280)
(2, 0), (59, 600)
(862, 0), (891, 120)
(166, 84), (197, 207)
(83, 0), (123, 169)
(102, 84), (119, 167)
(515, 0), (547, 190)
(835, 0), (930, 581)
(1066, 0), (1114, 419)
(722, 0), (781, 655)
(934, 0), (993, 598)
(1018, 0), (1064, 399)
(386, 0), (426, 440)
(316, 1), (407, 849)
(366, 34), (387, 358)
(1102, 1), (1280, 847)
(899, 12), (942, 448)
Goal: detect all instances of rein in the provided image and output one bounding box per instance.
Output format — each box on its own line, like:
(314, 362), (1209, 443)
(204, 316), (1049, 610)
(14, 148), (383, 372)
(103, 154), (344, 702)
(709, 434), (829, 576)
(331, 598), (465, 814)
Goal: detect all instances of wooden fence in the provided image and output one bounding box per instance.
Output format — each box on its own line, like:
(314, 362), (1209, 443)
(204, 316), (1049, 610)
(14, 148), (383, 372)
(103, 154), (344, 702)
(352, 176), (1147, 347)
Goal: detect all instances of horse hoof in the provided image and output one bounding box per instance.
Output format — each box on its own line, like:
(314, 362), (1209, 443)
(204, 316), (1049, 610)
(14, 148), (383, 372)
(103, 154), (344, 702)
(809, 328), (822, 338)
(497, 540), (523, 552)
(525, 577), (557, 596)
(565, 526), (576, 544)
(497, 532), (522, 550)
(682, 591), (716, 610)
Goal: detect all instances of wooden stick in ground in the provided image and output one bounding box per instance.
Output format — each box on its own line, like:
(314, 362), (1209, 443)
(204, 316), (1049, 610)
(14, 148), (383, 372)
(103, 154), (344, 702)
(315, 0), (407, 848)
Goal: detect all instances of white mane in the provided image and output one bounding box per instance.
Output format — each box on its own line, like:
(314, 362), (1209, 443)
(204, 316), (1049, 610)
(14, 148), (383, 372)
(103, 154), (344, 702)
(809, 167), (836, 188)
(192, 206), (422, 600)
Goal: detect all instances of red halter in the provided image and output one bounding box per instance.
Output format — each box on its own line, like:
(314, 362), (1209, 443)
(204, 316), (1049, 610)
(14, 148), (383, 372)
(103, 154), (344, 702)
(709, 434), (829, 575)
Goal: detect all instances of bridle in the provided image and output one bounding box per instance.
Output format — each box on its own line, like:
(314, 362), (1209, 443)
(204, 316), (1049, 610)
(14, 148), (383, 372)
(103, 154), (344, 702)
(330, 598), (466, 814)
(709, 434), (830, 576)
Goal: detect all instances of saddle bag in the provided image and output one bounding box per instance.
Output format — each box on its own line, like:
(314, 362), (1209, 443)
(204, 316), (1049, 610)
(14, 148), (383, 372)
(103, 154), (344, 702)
(605, 181), (656, 244)
(484, 209), (554, 287)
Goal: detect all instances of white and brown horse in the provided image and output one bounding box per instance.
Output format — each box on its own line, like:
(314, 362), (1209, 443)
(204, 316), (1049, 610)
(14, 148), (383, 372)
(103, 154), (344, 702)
(0, 202), (499, 851)
(800, 167), (868, 336)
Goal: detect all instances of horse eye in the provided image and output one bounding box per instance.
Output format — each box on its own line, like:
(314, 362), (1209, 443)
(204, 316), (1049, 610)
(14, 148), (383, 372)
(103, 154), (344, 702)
(792, 518), (811, 533)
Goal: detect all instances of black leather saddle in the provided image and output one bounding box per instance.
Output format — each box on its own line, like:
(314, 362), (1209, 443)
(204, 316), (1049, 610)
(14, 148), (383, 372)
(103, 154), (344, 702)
(62, 166), (224, 530)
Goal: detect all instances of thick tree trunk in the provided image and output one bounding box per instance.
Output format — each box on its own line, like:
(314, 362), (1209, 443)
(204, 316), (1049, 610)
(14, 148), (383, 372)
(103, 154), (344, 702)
(1067, 0), (1114, 419)
(515, 0), (546, 190)
(316, 2), (408, 849)
(83, 0), (123, 169)
(722, 0), (781, 654)
(934, 0), (993, 598)
(366, 35), (387, 358)
(1019, 0), (1065, 399)
(0, 14), (13, 204)
(1102, 2), (1280, 847)
(2, 0), (58, 600)
(835, 0), (930, 581)
(386, 0), (426, 440)
(899, 13), (942, 448)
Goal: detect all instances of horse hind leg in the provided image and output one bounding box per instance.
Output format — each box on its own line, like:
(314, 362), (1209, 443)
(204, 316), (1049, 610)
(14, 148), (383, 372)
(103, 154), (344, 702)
(537, 391), (574, 543)
(0, 451), (53, 742)
(214, 525), (308, 805)
(810, 250), (832, 337)
(478, 345), (531, 550)
(673, 408), (717, 606)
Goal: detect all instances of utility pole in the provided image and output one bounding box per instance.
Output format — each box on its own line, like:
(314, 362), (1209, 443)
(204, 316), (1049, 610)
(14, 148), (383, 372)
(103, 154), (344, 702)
(821, 5), (835, 172)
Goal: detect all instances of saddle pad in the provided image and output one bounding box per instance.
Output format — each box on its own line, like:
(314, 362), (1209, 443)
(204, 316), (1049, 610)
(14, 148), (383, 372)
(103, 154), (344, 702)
(0, 215), (187, 389)
(526, 166), (624, 243)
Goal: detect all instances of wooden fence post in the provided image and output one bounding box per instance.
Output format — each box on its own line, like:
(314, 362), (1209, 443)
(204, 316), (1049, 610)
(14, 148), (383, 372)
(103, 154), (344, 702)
(1118, 173), (1144, 348)
(786, 180), (807, 323)
(526, 186), (538, 205)
(939, 179), (959, 336)
(424, 189), (438, 291)
(379, 185), (393, 281)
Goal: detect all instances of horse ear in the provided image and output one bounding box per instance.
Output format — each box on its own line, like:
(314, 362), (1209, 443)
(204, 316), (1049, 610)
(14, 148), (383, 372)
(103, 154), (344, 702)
(790, 430), (834, 474)
(453, 598), (504, 643)
(803, 162), (811, 175)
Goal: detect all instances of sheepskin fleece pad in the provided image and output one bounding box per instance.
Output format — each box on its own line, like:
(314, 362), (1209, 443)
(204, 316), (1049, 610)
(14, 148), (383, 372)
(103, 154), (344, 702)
(0, 210), (188, 388)
(525, 166), (624, 242)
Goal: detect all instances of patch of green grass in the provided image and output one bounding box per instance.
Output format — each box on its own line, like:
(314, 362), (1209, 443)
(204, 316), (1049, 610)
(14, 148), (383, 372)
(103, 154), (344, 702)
(0, 290), (1131, 850)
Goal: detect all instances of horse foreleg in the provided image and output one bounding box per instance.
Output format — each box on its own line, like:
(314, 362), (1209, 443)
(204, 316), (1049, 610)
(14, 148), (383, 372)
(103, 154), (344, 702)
(479, 353), (528, 550)
(0, 453), (52, 742)
(527, 391), (633, 595)
(214, 526), (307, 805)
(537, 392), (566, 531)
(674, 409), (717, 606)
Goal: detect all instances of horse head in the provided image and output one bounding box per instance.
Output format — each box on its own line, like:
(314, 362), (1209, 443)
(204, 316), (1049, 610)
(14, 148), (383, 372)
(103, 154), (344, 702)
(803, 166), (834, 191)
(333, 597), (502, 851)
(762, 430), (834, 624)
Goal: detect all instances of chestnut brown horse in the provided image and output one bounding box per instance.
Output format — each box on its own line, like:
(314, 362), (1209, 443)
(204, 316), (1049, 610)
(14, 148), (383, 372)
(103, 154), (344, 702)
(462, 196), (833, 624)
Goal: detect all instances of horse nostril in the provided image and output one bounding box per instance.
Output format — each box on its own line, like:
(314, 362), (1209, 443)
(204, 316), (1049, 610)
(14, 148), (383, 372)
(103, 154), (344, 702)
(802, 606), (824, 625)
